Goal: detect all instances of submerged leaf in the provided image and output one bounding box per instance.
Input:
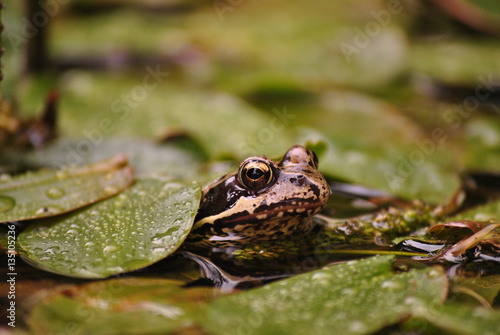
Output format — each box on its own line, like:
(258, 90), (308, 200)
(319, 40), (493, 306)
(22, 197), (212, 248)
(0, 155), (134, 223)
(204, 255), (448, 335)
(27, 278), (217, 335)
(18, 179), (201, 278)
(410, 300), (500, 335)
(454, 275), (500, 306)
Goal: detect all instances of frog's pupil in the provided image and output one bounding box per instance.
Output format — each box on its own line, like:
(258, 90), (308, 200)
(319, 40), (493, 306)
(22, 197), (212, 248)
(247, 168), (264, 180)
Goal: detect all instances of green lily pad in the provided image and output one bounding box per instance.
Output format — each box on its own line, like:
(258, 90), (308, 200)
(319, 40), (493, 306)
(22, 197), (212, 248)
(18, 178), (201, 278)
(452, 199), (500, 221)
(461, 116), (500, 173)
(3, 138), (207, 180)
(411, 40), (500, 85)
(0, 155), (134, 223)
(296, 93), (461, 204)
(41, 70), (295, 159)
(410, 300), (500, 335)
(204, 255), (448, 335)
(27, 278), (217, 335)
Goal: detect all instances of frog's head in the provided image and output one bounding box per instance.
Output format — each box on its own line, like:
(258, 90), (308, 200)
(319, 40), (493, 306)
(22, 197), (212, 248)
(188, 145), (331, 246)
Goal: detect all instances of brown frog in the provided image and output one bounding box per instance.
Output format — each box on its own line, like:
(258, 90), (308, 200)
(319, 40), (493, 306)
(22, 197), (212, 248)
(187, 145), (331, 249)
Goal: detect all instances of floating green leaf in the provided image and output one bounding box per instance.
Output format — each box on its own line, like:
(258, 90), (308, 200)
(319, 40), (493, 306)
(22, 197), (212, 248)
(204, 255), (448, 335)
(4, 138), (207, 180)
(18, 179), (201, 278)
(0, 155), (134, 223)
(411, 40), (500, 84)
(410, 300), (500, 335)
(296, 92), (461, 204)
(461, 116), (500, 173)
(452, 199), (500, 221)
(42, 72), (295, 159)
(27, 278), (217, 335)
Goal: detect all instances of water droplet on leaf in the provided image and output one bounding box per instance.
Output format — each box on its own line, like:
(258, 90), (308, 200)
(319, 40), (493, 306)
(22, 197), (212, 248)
(35, 206), (63, 215)
(46, 187), (65, 199)
(66, 228), (81, 236)
(349, 320), (368, 333)
(44, 248), (56, 255)
(103, 244), (122, 254)
(381, 279), (405, 292)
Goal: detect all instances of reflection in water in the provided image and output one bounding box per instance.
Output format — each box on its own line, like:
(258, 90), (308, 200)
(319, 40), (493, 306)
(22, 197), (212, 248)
(182, 223), (400, 291)
(183, 222), (500, 290)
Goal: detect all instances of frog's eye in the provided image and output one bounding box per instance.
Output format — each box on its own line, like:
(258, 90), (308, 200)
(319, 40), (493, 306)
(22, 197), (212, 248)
(239, 159), (273, 190)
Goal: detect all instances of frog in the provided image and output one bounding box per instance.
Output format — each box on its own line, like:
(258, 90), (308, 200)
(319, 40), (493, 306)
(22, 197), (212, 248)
(186, 145), (331, 249)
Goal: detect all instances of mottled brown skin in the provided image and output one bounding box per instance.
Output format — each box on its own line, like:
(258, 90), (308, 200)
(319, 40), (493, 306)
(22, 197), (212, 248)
(187, 145), (331, 249)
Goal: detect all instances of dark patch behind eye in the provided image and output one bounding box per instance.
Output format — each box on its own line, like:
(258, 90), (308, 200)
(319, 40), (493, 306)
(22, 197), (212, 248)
(309, 150), (319, 168)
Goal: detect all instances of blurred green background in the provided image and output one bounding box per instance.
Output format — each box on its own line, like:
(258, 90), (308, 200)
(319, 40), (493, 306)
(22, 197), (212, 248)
(2, 0), (500, 204)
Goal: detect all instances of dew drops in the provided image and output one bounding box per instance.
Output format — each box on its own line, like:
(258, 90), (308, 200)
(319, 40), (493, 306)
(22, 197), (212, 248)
(17, 180), (200, 279)
(152, 247), (166, 255)
(35, 206), (63, 216)
(0, 195), (15, 212)
(103, 244), (122, 254)
(404, 296), (418, 306)
(311, 272), (331, 284)
(46, 187), (66, 199)
(348, 320), (368, 333)
(341, 287), (355, 296)
(44, 248), (55, 255)
(381, 279), (405, 292)
(74, 267), (101, 278)
(152, 234), (173, 245)
(66, 228), (80, 236)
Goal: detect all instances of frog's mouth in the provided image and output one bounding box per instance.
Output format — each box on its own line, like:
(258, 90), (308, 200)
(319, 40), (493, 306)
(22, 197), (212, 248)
(219, 202), (322, 227)
(208, 208), (316, 243)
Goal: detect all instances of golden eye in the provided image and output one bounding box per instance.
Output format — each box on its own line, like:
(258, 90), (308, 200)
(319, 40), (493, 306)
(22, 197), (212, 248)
(239, 159), (273, 190)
